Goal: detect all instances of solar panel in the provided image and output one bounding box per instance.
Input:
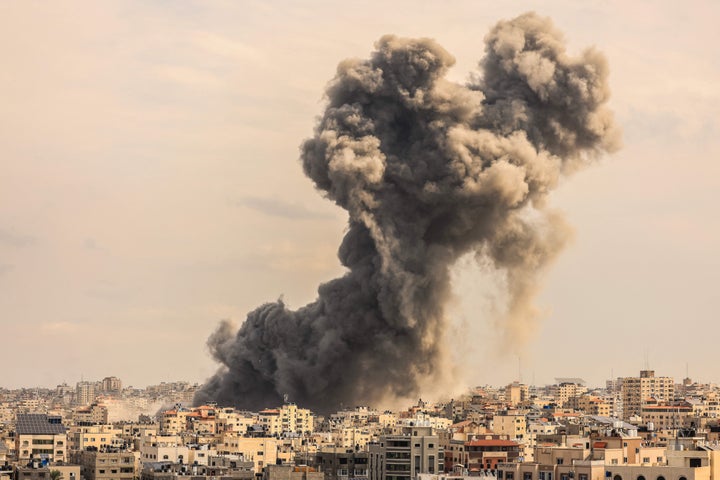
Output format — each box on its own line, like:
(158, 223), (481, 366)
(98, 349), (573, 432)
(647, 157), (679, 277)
(16, 414), (67, 434)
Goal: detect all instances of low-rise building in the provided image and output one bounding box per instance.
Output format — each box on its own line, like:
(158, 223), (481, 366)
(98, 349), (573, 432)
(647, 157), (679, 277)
(15, 414), (67, 464)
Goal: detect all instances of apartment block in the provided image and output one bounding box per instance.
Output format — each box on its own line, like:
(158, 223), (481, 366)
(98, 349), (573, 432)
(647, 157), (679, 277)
(368, 426), (443, 480)
(15, 414), (67, 463)
(621, 371), (675, 421)
(72, 449), (138, 480)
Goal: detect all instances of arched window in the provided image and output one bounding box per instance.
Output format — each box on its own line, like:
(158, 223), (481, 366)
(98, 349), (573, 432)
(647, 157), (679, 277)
(614, 475), (623, 480)
(678, 477), (687, 480)
(657, 476), (666, 480)
(637, 476), (646, 480)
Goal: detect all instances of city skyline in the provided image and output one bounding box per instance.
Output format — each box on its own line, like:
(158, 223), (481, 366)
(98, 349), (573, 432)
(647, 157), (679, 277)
(1, 1), (719, 392)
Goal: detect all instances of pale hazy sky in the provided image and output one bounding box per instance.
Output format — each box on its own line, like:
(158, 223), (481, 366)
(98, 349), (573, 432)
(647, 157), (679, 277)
(1, 1), (719, 392)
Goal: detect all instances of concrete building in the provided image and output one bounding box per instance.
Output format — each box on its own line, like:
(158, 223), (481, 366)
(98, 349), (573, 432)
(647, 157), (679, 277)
(67, 425), (124, 451)
(549, 382), (588, 407)
(641, 404), (694, 431)
(71, 449), (138, 480)
(313, 450), (369, 480)
(216, 435), (279, 473)
(368, 426), (444, 480)
(493, 413), (527, 441)
(505, 384), (529, 407)
(138, 434), (189, 467)
(264, 465), (324, 480)
(76, 383), (98, 406)
(569, 397), (611, 417)
(140, 457), (254, 480)
(259, 404), (314, 437)
(622, 371), (675, 421)
(72, 404), (109, 426)
(465, 439), (521, 471)
(14, 414), (67, 464)
(14, 464), (80, 480)
(101, 377), (122, 394)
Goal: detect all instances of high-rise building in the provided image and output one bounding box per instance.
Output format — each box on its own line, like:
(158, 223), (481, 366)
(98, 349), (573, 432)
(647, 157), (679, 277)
(620, 370), (674, 420)
(76, 381), (97, 406)
(101, 376), (122, 393)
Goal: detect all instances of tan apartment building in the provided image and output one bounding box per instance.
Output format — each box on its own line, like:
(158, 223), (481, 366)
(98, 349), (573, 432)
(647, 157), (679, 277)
(72, 449), (138, 480)
(259, 404), (314, 437)
(641, 404), (693, 431)
(622, 371), (675, 421)
(217, 434), (279, 473)
(138, 433), (189, 467)
(549, 382), (588, 407)
(67, 424), (124, 451)
(506, 384), (530, 407)
(568, 396), (611, 417)
(72, 404), (109, 425)
(15, 414), (67, 463)
(493, 413), (527, 441)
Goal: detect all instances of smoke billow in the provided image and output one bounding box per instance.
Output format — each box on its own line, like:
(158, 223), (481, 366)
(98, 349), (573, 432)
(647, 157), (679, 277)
(195, 12), (620, 413)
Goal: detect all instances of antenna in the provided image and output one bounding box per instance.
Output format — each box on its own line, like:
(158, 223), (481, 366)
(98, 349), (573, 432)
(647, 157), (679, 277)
(518, 356), (522, 383)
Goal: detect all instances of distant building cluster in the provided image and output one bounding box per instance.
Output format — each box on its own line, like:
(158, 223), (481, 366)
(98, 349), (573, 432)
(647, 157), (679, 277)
(2, 370), (720, 480)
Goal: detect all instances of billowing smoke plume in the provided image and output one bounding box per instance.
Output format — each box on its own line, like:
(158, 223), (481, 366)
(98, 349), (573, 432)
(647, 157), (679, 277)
(195, 12), (620, 413)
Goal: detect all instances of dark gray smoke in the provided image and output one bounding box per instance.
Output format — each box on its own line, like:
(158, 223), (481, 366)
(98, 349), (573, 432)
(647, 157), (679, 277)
(195, 12), (620, 413)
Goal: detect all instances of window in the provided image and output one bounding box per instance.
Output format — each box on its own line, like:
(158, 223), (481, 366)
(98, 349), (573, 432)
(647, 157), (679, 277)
(656, 476), (665, 480)
(506, 473), (514, 480)
(579, 475), (588, 480)
(524, 473), (533, 480)
(557, 459), (564, 465)
(429, 444), (435, 448)
(614, 475), (623, 480)
(638, 476), (646, 480)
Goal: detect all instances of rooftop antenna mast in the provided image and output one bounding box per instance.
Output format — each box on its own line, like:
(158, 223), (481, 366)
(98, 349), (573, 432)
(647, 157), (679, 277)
(518, 356), (522, 383)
